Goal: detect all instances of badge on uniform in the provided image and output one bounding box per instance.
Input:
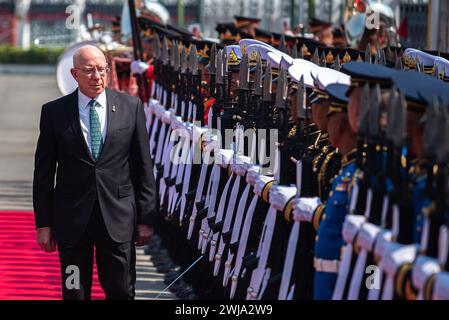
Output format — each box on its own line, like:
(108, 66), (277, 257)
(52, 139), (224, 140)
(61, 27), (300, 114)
(112, 105), (116, 112)
(335, 183), (348, 192)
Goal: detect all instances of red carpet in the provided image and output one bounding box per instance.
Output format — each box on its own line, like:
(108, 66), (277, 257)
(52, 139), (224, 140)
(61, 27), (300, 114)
(0, 211), (105, 300)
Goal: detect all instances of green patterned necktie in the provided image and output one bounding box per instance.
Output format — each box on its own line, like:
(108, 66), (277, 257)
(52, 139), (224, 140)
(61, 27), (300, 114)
(89, 99), (103, 161)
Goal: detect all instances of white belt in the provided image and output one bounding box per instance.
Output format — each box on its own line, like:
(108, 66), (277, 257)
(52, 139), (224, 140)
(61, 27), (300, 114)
(188, 161), (209, 240)
(167, 131), (181, 215)
(256, 267), (272, 300)
(347, 249), (368, 300)
(201, 164), (220, 254)
(278, 221), (300, 300)
(314, 258), (340, 273)
(179, 145), (193, 226)
(230, 194), (259, 299)
(154, 121), (167, 165)
(149, 113), (159, 158)
(223, 183), (251, 286)
(332, 243), (354, 300)
(214, 175), (241, 275)
(170, 133), (190, 217)
(247, 206), (277, 300)
(209, 171), (233, 262)
(198, 167), (214, 251)
(159, 128), (174, 206)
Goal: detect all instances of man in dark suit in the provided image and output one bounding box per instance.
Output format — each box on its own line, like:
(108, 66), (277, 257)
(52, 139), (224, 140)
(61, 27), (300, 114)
(33, 45), (157, 300)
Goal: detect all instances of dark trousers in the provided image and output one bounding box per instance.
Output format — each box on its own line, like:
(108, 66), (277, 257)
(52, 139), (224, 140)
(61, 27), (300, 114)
(57, 200), (136, 300)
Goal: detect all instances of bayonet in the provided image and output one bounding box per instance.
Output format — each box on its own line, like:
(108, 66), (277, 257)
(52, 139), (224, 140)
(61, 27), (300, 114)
(253, 54), (263, 96)
(238, 52), (250, 90)
(173, 41), (180, 72)
(319, 51), (326, 67)
(274, 68), (287, 109)
(161, 36), (168, 65)
(190, 45), (199, 76)
(279, 34), (287, 53)
(291, 45), (298, 59)
(216, 49), (224, 85)
(180, 47), (188, 74)
(209, 43), (217, 75)
(153, 35), (161, 59)
(170, 40), (176, 68)
(296, 75), (306, 120)
(311, 48), (320, 65)
(262, 64), (273, 102)
(334, 54), (341, 71)
(365, 43), (372, 63)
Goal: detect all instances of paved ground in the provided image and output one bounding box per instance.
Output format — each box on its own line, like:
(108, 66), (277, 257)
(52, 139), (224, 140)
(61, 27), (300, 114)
(0, 74), (176, 300)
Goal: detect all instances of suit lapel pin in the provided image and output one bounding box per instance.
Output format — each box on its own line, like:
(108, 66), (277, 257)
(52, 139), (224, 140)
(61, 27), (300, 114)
(112, 105), (116, 112)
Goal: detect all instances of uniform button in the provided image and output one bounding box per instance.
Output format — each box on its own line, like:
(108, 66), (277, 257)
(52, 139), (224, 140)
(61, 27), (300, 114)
(315, 236), (319, 242)
(334, 200), (338, 205)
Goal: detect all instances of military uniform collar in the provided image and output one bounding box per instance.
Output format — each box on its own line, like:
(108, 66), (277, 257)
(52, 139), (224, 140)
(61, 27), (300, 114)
(341, 148), (357, 167)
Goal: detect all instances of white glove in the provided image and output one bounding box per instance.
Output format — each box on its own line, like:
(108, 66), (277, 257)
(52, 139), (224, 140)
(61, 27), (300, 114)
(292, 197), (322, 223)
(215, 149), (234, 168)
(170, 115), (184, 130)
(131, 60), (150, 75)
(231, 156), (252, 176)
(191, 126), (209, 143)
(373, 230), (392, 262)
(202, 135), (218, 155)
(412, 256), (441, 292)
(342, 215), (365, 244)
(379, 243), (417, 277)
(434, 272), (449, 300)
(246, 166), (260, 186)
(254, 175), (275, 197)
(161, 110), (172, 124)
(269, 185), (297, 211)
(357, 223), (381, 252)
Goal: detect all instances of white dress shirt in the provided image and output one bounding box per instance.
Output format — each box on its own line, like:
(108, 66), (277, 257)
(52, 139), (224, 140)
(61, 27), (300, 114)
(78, 89), (108, 154)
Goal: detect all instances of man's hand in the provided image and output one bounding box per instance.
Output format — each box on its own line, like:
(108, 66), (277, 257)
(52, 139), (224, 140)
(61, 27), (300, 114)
(134, 224), (154, 246)
(36, 227), (56, 252)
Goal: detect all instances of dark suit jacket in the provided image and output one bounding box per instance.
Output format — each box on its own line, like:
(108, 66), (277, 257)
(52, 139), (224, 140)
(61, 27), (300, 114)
(33, 88), (157, 244)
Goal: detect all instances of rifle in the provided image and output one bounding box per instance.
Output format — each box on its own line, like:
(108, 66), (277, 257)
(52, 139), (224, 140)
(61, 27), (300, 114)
(353, 84), (370, 216)
(127, 0), (150, 102)
(422, 98), (449, 262)
(366, 84), (384, 226)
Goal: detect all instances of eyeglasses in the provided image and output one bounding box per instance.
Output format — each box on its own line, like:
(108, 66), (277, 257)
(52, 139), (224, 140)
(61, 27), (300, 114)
(75, 66), (109, 76)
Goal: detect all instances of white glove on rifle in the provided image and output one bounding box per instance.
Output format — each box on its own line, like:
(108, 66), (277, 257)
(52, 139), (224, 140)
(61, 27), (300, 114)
(269, 185), (297, 212)
(131, 60), (149, 75)
(292, 197), (322, 223)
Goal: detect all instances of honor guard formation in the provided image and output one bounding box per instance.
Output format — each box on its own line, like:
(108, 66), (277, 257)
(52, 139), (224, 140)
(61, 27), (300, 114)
(122, 12), (449, 300)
